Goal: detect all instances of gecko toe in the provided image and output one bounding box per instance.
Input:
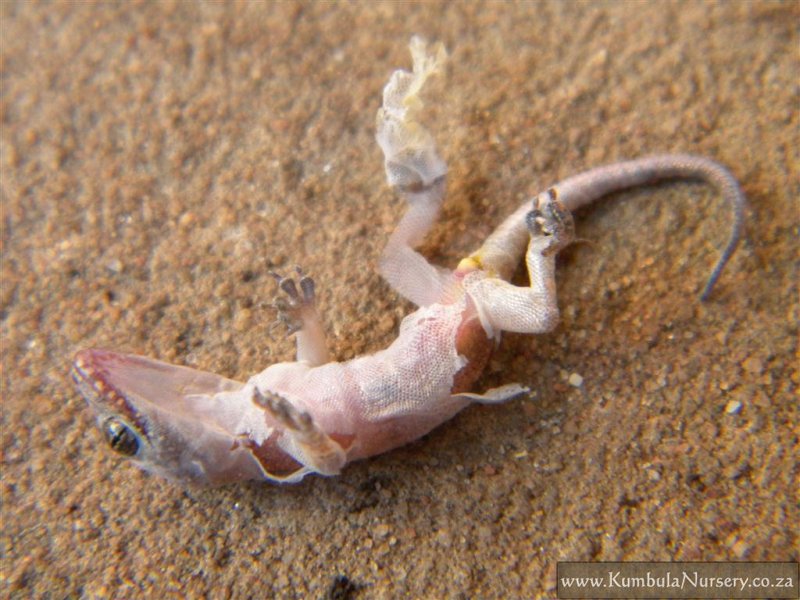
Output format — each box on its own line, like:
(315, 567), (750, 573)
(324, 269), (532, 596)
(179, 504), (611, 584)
(252, 388), (315, 434)
(526, 189), (575, 256)
(270, 267), (320, 334)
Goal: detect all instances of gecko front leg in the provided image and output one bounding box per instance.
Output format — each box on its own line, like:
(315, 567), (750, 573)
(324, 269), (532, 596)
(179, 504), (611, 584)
(252, 388), (347, 478)
(463, 190), (576, 338)
(271, 267), (330, 366)
(526, 189), (576, 257)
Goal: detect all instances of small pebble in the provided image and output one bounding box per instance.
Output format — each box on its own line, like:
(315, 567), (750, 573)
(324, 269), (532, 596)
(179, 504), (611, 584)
(105, 258), (122, 274)
(568, 372), (584, 388)
(732, 539), (750, 558)
(742, 356), (763, 374)
(373, 523), (390, 539)
(178, 212), (196, 228)
(725, 400), (742, 415)
(435, 529), (452, 548)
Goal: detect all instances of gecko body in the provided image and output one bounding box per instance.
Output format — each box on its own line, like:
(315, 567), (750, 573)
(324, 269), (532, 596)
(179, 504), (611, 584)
(72, 38), (745, 487)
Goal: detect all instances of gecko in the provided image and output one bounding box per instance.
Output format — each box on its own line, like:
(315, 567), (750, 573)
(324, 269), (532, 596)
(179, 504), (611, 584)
(71, 37), (745, 487)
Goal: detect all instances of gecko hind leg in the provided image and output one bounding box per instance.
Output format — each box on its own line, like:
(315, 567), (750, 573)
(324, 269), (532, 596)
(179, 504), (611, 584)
(252, 388), (346, 476)
(375, 38), (456, 307)
(271, 267), (330, 366)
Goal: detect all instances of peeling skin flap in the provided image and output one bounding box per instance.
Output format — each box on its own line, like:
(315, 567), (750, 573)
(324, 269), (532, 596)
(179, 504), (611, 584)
(453, 383), (530, 404)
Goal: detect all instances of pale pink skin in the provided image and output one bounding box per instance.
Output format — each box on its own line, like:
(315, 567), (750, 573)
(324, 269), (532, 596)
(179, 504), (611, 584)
(71, 298), (492, 486)
(71, 40), (744, 487)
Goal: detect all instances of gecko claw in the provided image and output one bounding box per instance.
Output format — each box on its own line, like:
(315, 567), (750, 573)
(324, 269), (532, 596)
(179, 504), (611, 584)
(252, 388), (314, 433)
(270, 267), (318, 335)
(298, 274), (315, 305)
(526, 188), (575, 256)
(251, 387), (346, 477)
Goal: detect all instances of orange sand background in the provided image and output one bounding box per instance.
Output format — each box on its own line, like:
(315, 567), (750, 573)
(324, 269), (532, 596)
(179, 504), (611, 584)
(2, 2), (797, 598)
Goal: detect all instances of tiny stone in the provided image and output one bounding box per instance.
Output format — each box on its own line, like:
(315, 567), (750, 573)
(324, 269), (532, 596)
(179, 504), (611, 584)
(105, 259), (122, 274)
(435, 529), (452, 548)
(742, 356), (764, 374)
(731, 539), (750, 558)
(178, 212), (196, 228)
(233, 308), (252, 332)
(373, 523), (390, 539)
(725, 400), (742, 415)
(568, 372), (584, 387)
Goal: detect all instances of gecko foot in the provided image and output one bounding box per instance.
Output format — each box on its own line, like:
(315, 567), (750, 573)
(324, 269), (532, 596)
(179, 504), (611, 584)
(252, 387), (314, 433)
(525, 188), (575, 256)
(252, 387), (347, 476)
(270, 267), (317, 335)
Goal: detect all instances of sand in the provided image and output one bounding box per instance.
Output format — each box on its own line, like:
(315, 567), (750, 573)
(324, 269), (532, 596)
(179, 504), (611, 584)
(1, 2), (797, 598)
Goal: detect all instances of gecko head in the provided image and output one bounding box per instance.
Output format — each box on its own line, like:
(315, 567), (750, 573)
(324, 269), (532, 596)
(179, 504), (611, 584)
(71, 348), (266, 487)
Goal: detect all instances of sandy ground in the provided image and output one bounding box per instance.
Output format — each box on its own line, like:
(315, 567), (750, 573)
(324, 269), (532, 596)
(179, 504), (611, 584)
(1, 2), (797, 598)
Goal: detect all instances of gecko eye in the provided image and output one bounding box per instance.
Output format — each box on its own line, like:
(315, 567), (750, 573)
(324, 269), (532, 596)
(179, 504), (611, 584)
(103, 418), (140, 457)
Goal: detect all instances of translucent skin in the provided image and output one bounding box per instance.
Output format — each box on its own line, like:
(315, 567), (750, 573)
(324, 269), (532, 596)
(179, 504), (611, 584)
(72, 38), (744, 487)
(71, 297), (492, 486)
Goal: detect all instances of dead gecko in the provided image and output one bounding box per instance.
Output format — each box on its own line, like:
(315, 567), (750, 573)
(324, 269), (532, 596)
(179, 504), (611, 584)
(71, 37), (745, 487)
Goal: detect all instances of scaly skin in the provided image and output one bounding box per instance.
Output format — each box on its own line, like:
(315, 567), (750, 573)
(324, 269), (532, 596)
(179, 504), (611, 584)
(72, 38), (744, 487)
